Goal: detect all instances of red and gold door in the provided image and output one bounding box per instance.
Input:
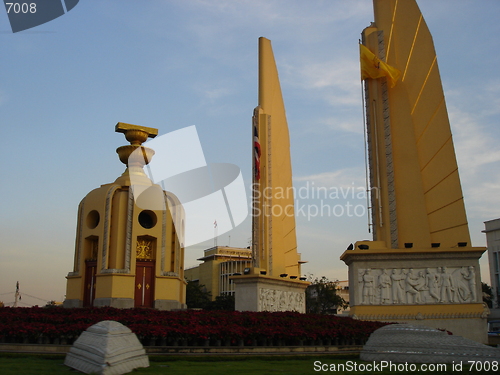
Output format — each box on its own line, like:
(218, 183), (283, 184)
(135, 261), (155, 307)
(83, 260), (97, 307)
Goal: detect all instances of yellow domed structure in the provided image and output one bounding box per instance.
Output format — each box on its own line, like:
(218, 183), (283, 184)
(64, 123), (186, 310)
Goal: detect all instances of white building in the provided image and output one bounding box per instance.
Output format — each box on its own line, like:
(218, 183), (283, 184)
(483, 218), (500, 308)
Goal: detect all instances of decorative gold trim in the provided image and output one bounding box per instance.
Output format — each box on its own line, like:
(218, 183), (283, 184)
(136, 239), (153, 260)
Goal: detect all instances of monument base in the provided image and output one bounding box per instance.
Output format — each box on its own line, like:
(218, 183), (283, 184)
(232, 273), (309, 313)
(341, 243), (488, 343)
(93, 298), (134, 309)
(154, 299), (186, 311)
(63, 299), (83, 308)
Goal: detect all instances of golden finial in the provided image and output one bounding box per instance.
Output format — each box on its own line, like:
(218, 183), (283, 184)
(115, 122), (158, 166)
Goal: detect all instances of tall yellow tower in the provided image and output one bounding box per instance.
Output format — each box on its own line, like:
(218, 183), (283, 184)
(341, 0), (487, 343)
(252, 37), (304, 278)
(233, 38), (309, 312)
(64, 123), (186, 310)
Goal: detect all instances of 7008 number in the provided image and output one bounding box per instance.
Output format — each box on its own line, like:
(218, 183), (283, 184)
(6, 3), (36, 13)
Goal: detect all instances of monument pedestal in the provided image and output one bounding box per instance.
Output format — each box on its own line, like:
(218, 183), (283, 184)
(341, 242), (488, 343)
(232, 273), (309, 313)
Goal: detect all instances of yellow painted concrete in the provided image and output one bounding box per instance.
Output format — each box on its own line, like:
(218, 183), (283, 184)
(343, 2), (488, 343)
(342, 245), (486, 260)
(351, 303), (485, 317)
(65, 124), (186, 309)
(252, 37), (302, 278)
(95, 274), (135, 300)
(64, 277), (81, 300)
(155, 276), (186, 302)
(361, 0), (471, 249)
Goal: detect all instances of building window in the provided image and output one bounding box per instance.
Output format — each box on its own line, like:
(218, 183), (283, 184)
(219, 260), (252, 296)
(138, 210), (157, 229)
(86, 210), (100, 229)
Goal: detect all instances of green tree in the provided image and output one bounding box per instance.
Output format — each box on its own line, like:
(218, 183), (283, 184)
(186, 281), (212, 309)
(306, 276), (348, 314)
(207, 294), (235, 311)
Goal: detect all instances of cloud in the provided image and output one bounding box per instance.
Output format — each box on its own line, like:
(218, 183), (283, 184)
(465, 179), (500, 220)
(199, 86), (233, 102)
(448, 104), (500, 220)
(285, 58), (361, 105)
(169, 0), (370, 63)
(450, 105), (500, 170)
(319, 117), (364, 134)
(473, 80), (500, 119)
(295, 167), (367, 190)
(187, 0), (370, 27)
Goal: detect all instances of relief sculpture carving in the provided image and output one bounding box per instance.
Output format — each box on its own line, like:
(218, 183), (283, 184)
(378, 269), (391, 304)
(258, 288), (305, 313)
(358, 266), (478, 305)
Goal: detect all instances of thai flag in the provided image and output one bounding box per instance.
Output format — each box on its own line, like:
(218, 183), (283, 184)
(254, 120), (261, 181)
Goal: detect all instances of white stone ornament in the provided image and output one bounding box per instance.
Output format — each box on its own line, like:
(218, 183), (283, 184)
(361, 324), (500, 363)
(64, 320), (149, 375)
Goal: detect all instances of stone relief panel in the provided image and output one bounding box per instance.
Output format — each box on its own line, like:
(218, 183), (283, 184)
(358, 266), (478, 305)
(258, 288), (305, 313)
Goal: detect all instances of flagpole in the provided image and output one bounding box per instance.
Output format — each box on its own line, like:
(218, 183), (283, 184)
(361, 79), (372, 234)
(214, 220), (218, 248)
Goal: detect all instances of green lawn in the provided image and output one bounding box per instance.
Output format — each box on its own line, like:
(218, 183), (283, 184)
(0, 353), (497, 375)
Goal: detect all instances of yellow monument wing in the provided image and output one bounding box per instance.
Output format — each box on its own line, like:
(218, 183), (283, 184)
(252, 37), (301, 277)
(341, 0), (487, 345)
(362, 0), (470, 249)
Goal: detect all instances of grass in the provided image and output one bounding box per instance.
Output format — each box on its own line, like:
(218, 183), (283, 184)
(0, 353), (497, 375)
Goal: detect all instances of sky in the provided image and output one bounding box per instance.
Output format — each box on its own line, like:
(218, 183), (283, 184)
(0, 0), (499, 306)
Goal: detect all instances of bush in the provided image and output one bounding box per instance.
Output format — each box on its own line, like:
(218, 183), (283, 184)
(0, 306), (386, 346)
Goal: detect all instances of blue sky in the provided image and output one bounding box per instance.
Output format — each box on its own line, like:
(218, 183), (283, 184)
(0, 0), (499, 306)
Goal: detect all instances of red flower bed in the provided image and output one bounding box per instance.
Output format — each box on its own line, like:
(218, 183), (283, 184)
(0, 307), (387, 346)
